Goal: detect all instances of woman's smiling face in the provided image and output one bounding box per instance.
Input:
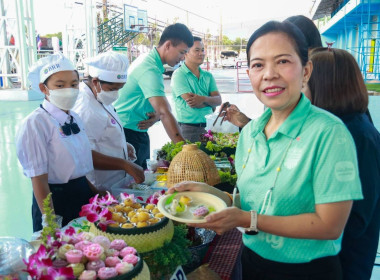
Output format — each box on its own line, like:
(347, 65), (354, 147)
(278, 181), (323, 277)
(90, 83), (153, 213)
(248, 32), (312, 115)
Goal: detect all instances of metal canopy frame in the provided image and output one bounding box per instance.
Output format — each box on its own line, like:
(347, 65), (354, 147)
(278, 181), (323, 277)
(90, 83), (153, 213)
(314, 0), (380, 81)
(0, 0), (37, 89)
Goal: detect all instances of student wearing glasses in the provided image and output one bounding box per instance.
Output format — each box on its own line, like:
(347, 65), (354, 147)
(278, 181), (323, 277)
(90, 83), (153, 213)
(16, 53), (94, 232)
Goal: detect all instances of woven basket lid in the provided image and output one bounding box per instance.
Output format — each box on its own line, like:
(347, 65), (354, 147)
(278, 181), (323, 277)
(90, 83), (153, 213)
(167, 144), (221, 188)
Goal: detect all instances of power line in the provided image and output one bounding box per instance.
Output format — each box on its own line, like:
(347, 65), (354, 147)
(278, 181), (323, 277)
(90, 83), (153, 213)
(155, 0), (219, 25)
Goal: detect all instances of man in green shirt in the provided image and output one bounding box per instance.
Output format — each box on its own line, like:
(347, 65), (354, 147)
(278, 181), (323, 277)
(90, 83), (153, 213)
(171, 36), (222, 142)
(114, 23), (193, 169)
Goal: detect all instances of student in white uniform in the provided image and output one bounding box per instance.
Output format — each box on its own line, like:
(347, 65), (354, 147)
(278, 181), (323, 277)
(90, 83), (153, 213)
(16, 53), (94, 232)
(72, 51), (144, 192)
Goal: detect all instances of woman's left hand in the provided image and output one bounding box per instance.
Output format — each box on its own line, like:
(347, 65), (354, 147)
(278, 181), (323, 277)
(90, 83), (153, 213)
(188, 207), (250, 235)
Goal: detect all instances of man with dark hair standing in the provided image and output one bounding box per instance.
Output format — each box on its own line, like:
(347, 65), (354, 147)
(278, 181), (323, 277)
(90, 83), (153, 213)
(171, 36), (221, 142)
(115, 23), (193, 169)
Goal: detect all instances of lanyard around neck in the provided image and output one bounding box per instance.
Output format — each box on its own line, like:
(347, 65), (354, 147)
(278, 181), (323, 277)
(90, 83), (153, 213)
(238, 137), (294, 215)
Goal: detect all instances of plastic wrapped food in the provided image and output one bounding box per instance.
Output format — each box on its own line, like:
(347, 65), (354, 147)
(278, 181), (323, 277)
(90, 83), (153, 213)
(0, 237), (34, 278)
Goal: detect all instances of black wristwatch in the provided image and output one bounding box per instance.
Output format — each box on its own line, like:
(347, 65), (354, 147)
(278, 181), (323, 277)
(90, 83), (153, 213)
(245, 210), (259, 235)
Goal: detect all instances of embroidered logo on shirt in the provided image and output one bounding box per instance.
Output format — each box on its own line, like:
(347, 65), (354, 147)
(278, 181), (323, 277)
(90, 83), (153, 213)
(284, 147), (303, 169)
(335, 161), (356, 182)
(336, 137), (347, 145)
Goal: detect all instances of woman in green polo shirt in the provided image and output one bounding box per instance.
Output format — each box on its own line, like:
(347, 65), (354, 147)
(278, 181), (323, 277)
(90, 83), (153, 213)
(169, 21), (362, 279)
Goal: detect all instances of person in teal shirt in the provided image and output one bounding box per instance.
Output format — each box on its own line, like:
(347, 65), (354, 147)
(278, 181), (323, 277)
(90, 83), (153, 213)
(114, 23), (193, 169)
(169, 21), (362, 279)
(171, 36), (221, 142)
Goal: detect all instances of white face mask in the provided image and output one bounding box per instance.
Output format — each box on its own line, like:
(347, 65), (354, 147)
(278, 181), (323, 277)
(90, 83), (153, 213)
(97, 89), (119, 105)
(94, 82), (119, 105)
(46, 87), (79, 110)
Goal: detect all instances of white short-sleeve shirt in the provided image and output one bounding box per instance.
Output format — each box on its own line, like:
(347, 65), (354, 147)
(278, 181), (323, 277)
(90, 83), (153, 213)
(72, 82), (129, 191)
(16, 99), (93, 184)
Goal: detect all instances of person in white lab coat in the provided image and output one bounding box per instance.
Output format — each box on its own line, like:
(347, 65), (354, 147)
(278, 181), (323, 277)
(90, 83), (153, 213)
(72, 51), (144, 192)
(16, 53), (95, 232)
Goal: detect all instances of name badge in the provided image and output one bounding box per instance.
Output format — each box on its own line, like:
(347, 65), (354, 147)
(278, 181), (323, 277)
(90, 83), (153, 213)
(110, 117), (117, 126)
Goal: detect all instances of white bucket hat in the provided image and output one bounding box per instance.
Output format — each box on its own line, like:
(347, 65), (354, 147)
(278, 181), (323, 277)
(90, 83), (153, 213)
(28, 53), (76, 93)
(85, 51), (129, 83)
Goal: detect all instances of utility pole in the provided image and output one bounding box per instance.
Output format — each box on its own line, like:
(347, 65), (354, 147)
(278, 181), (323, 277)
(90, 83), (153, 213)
(102, 0), (108, 21)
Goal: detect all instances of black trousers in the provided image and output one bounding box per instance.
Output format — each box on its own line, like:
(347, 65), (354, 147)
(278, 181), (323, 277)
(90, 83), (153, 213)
(123, 128), (150, 170)
(32, 176), (93, 232)
(241, 246), (342, 280)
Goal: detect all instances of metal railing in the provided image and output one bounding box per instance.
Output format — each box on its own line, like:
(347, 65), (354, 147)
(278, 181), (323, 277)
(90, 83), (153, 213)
(97, 12), (139, 53)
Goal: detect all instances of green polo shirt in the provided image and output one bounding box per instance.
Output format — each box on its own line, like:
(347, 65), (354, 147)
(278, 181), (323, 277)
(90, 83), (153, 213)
(235, 94), (363, 263)
(114, 48), (165, 132)
(171, 63), (218, 123)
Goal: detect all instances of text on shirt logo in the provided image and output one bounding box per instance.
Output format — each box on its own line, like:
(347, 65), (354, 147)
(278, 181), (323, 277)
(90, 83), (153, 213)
(334, 161), (356, 182)
(257, 232), (284, 249)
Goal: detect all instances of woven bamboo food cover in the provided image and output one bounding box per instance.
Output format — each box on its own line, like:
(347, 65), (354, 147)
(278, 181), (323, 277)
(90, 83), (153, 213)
(167, 144), (221, 188)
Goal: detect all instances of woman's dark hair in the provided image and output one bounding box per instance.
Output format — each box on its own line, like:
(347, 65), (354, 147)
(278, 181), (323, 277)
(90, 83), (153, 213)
(246, 21), (308, 67)
(308, 48), (368, 115)
(43, 70), (80, 85)
(158, 23), (194, 48)
(285, 15), (322, 49)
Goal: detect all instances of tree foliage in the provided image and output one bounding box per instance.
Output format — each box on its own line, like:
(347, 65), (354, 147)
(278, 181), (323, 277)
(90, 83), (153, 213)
(44, 32), (62, 41)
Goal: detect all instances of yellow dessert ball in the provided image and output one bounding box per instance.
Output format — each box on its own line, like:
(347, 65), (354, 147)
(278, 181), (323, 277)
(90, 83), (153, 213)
(137, 212), (150, 222)
(124, 198), (134, 206)
(108, 222), (119, 228)
(132, 203), (142, 209)
(151, 208), (160, 214)
(130, 216), (139, 224)
(121, 223), (134, 229)
(112, 212), (123, 222)
(115, 204), (124, 212)
(137, 208), (149, 213)
(148, 218), (160, 224)
(122, 206), (133, 213)
(155, 213), (164, 218)
(136, 222), (148, 228)
(118, 216), (127, 223)
(127, 211), (136, 218)
(145, 204), (155, 210)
